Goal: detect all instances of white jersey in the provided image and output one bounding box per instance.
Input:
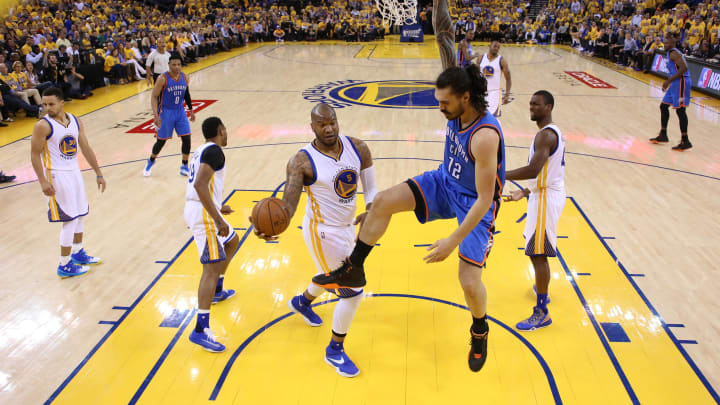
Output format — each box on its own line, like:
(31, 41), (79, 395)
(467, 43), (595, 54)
(479, 53), (503, 93)
(527, 124), (565, 193)
(42, 113), (81, 174)
(301, 136), (362, 227)
(185, 142), (226, 208)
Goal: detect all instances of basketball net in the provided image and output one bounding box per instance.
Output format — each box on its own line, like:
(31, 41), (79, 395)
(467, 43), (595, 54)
(375, 0), (418, 26)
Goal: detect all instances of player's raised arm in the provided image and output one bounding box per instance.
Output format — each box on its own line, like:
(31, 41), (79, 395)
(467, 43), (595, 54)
(433, 0), (457, 70)
(282, 151), (314, 219)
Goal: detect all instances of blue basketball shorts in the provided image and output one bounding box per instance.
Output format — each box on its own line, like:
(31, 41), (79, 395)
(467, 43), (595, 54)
(662, 77), (691, 109)
(156, 107), (191, 139)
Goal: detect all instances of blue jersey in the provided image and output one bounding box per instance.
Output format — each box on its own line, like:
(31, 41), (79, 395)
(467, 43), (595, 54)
(457, 43), (473, 68)
(160, 72), (188, 111)
(666, 48), (691, 82)
(442, 112), (506, 201)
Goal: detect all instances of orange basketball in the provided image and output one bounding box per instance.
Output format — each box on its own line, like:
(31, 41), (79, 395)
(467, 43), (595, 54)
(251, 197), (291, 236)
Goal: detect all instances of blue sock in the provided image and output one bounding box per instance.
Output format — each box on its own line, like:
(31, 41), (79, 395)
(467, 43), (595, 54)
(537, 294), (549, 312)
(329, 339), (343, 352)
(195, 310), (210, 333)
(215, 276), (224, 294)
(298, 294), (312, 307)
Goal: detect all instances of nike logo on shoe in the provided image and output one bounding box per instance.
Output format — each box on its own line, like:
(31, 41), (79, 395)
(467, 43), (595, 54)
(327, 356), (345, 365)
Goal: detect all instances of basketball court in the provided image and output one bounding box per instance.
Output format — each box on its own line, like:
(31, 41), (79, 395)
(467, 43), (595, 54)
(1, 38), (719, 404)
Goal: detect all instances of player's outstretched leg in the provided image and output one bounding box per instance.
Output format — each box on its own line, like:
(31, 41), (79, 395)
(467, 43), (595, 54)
(324, 289), (362, 377)
(312, 183), (415, 289)
(212, 234), (239, 304)
(459, 260), (489, 372)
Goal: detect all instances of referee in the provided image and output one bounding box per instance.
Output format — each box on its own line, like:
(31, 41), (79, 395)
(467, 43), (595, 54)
(145, 37), (171, 85)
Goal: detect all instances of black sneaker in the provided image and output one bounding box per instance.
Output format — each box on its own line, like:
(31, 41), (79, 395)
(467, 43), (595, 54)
(0, 172), (16, 183)
(468, 327), (489, 372)
(650, 133), (669, 143)
(672, 140), (692, 151)
(312, 258), (366, 288)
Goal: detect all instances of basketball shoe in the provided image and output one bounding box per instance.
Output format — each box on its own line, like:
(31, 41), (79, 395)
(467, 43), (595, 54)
(312, 259), (366, 289)
(71, 249), (101, 265)
(287, 295), (322, 326)
(516, 306), (552, 331)
(57, 262), (89, 278)
(189, 328), (225, 352)
(143, 159), (154, 176)
(468, 327), (489, 372)
(180, 164), (190, 176)
(325, 344), (360, 377)
(672, 138), (692, 151)
(649, 132), (669, 143)
(212, 289), (236, 304)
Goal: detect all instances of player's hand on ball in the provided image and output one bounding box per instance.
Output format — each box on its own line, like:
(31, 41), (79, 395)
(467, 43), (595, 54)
(215, 218), (229, 237)
(248, 216), (278, 241)
(220, 204), (234, 214)
(503, 189), (525, 202)
(423, 237), (457, 263)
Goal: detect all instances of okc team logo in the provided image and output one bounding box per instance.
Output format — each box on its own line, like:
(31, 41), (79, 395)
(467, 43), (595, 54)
(699, 68), (712, 88)
(317, 80), (438, 109)
(334, 169), (358, 199)
(59, 135), (77, 157)
(482, 66), (495, 78)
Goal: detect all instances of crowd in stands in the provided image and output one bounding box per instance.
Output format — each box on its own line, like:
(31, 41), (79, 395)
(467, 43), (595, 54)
(449, 0), (719, 70)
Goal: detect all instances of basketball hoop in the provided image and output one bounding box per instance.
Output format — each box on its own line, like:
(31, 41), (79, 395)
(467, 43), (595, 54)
(375, 0), (418, 26)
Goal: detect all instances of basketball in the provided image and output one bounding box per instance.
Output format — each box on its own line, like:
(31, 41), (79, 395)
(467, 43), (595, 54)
(251, 197), (291, 236)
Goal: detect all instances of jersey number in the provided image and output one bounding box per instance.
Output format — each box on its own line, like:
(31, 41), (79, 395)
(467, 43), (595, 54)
(188, 164), (196, 183)
(175, 96), (180, 105)
(448, 157), (462, 180)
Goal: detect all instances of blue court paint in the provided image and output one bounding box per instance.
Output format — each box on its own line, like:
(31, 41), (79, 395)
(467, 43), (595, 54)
(518, 247), (525, 250)
(493, 230), (501, 235)
(98, 321), (116, 325)
(155, 260), (170, 264)
(233, 227), (247, 231)
(414, 244), (432, 247)
(576, 272), (592, 276)
(516, 213), (527, 223)
(129, 309), (196, 405)
(679, 340), (699, 345)
(602, 236), (616, 240)
(569, 197), (720, 403)
(628, 274), (646, 277)
(557, 236), (568, 239)
(209, 293), (563, 404)
(297, 226), (302, 229)
(112, 306), (130, 310)
(601, 323), (631, 343)
(265, 241), (279, 244)
(667, 324), (685, 328)
(159, 309), (190, 328)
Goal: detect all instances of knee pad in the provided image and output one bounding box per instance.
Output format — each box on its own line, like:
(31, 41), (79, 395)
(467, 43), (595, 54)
(181, 135), (191, 155)
(332, 290), (363, 335)
(60, 218), (79, 247)
(74, 216), (84, 234)
(152, 138), (167, 155)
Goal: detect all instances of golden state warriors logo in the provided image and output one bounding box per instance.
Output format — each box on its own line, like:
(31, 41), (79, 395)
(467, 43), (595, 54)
(482, 66), (495, 78)
(334, 169), (358, 201)
(303, 80), (438, 109)
(59, 135), (77, 158)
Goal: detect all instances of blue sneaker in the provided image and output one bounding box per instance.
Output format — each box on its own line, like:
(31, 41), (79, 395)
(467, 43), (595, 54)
(516, 306), (552, 331)
(287, 295), (322, 326)
(143, 159), (154, 177)
(57, 262), (89, 278)
(180, 164), (190, 176)
(325, 346), (359, 377)
(71, 249), (101, 265)
(189, 328), (225, 352)
(212, 289), (236, 304)
(533, 285), (550, 304)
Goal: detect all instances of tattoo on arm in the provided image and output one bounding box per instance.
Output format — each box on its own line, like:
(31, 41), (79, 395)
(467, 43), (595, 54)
(433, 0), (456, 70)
(283, 152), (312, 218)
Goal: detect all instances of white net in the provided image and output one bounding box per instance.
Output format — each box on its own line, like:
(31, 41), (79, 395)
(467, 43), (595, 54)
(375, 0), (418, 26)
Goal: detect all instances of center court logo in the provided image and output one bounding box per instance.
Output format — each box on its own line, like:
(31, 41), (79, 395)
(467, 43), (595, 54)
(333, 169), (358, 201)
(303, 80), (438, 109)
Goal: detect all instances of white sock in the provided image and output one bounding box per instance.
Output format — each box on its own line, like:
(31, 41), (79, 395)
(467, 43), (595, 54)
(72, 243), (82, 254)
(60, 256), (70, 266)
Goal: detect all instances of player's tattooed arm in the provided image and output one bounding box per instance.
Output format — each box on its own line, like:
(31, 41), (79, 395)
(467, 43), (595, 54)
(347, 137), (373, 170)
(433, 0), (456, 70)
(283, 151), (314, 218)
